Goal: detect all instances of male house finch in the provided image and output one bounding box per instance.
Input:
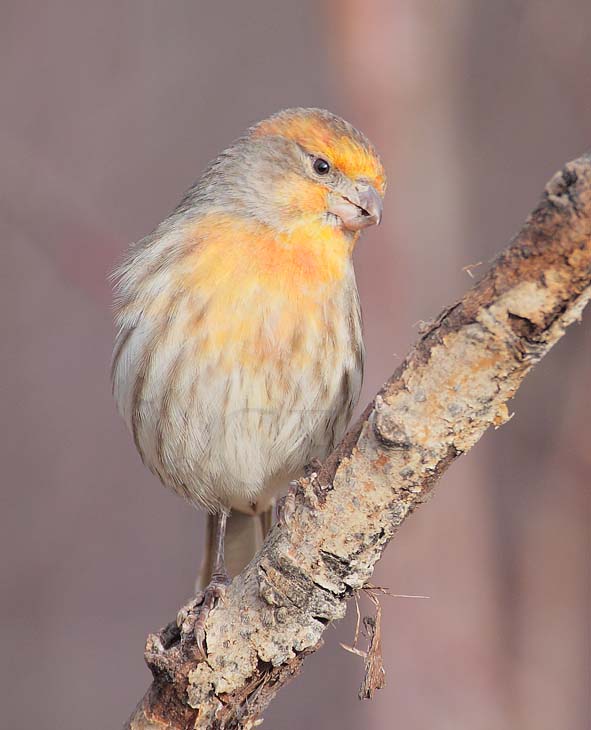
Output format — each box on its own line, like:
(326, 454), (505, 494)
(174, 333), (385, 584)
(112, 108), (385, 648)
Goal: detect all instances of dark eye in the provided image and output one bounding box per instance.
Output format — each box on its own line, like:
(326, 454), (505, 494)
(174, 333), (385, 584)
(313, 158), (330, 175)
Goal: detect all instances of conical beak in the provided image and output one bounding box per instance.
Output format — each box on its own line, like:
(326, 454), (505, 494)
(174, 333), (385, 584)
(328, 185), (383, 231)
(356, 186), (383, 226)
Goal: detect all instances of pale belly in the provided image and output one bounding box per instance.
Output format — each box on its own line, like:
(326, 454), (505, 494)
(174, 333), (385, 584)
(135, 335), (361, 513)
(113, 296), (363, 514)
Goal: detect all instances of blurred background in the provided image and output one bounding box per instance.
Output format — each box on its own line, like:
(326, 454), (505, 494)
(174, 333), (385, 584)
(2, 2), (589, 728)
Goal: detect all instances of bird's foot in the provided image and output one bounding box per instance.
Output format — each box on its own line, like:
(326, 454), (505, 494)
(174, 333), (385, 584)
(177, 573), (231, 659)
(304, 457), (323, 477)
(277, 480), (299, 527)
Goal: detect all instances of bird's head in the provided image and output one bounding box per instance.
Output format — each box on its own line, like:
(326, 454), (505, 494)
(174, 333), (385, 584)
(196, 108), (385, 238)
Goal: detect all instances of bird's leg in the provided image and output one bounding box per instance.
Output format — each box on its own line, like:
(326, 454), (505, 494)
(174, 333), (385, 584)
(258, 501), (275, 539)
(209, 509), (230, 586)
(191, 510), (231, 658)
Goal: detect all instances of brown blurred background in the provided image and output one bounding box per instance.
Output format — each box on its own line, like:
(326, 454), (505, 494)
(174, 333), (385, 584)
(1, 2), (589, 728)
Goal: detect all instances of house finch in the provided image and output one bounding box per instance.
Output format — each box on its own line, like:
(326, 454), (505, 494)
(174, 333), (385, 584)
(112, 108), (385, 650)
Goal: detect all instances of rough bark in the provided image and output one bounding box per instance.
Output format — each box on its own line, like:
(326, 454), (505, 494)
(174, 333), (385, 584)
(125, 155), (591, 730)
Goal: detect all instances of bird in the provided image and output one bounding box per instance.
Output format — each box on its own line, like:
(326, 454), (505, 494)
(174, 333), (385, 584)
(111, 107), (385, 651)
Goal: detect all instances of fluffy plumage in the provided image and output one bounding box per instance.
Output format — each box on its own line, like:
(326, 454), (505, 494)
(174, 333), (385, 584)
(112, 107), (385, 526)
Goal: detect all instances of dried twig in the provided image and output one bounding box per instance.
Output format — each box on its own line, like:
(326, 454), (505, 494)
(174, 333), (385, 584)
(462, 260), (483, 278)
(358, 592), (386, 700)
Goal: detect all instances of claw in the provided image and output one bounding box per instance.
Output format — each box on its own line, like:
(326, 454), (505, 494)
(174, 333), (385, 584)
(277, 480), (299, 527)
(189, 575), (230, 659)
(177, 592), (204, 632)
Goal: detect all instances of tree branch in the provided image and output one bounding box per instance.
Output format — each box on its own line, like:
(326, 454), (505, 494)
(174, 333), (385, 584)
(125, 155), (591, 730)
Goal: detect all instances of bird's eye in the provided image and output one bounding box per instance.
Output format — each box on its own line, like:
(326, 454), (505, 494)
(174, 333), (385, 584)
(313, 158), (331, 175)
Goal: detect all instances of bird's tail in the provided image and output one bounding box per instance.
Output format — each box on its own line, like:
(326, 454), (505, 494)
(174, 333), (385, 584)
(200, 507), (274, 588)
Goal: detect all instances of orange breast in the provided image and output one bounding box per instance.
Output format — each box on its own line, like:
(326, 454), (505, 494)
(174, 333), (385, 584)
(169, 212), (355, 371)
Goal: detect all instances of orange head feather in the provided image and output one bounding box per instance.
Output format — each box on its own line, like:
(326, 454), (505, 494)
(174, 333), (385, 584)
(252, 108), (386, 195)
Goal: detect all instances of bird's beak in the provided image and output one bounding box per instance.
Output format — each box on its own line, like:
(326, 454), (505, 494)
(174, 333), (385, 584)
(327, 185), (383, 232)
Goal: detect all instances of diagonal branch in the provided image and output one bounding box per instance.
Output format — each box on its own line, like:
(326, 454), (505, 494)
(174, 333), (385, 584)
(125, 155), (591, 730)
